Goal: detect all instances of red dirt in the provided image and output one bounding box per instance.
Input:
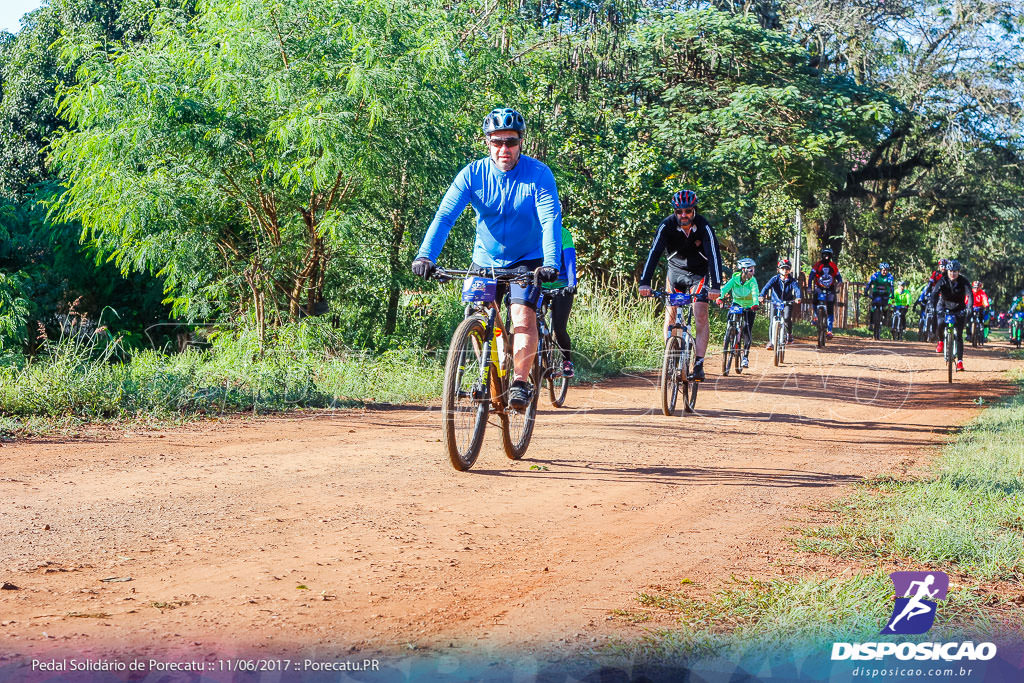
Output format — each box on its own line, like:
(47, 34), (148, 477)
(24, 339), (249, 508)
(0, 336), (1017, 662)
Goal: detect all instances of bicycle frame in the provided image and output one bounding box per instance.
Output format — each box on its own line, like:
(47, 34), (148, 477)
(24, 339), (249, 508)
(437, 267), (540, 407)
(770, 302), (787, 340)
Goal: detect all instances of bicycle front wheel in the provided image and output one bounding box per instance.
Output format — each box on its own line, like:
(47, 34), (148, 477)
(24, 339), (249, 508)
(681, 337), (698, 413)
(732, 325), (744, 375)
(817, 311), (827, 348)
(946, 328), (954, 384)
(442, 317), (491, 471)
(661, 335), (682, 416)
(722, 327), (735, 376)
(770, 321), (778, 368)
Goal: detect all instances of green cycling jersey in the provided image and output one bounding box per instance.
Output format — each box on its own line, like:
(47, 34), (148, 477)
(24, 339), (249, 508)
(719, 272), (759, 308)
(890, 288), (914, 307)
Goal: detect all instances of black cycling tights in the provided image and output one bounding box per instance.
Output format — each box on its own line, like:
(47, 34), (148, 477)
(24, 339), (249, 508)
(548, 289), (575, 363)
(741, 309), (755, 353)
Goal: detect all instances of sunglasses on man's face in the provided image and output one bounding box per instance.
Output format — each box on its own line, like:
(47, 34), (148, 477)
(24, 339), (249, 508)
(488, 137), (521, 149)
(674, 208), (695, 216)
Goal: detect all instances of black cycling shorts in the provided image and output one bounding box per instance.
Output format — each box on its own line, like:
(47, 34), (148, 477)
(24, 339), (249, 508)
(667, 267), (710, 302)
(472, 258), (543, 309)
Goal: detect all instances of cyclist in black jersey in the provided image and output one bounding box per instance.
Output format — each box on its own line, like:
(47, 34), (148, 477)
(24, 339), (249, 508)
(936, 259), (973, 370)
(638, 190), (724, 381)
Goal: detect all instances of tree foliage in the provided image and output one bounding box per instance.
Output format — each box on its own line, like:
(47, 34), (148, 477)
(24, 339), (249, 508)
(0, 0), (1020, 352)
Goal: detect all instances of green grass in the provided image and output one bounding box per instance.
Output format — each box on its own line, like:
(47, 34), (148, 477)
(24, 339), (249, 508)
(0, 287), (745, 433)
(797, 374), (1024, 580)
(613, 573), (1018, 662)
(617, 369), (1024, 660)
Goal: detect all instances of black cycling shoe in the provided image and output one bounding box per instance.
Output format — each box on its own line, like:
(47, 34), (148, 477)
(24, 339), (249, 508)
(690, 362), (705, 382)
(508, 380), (533, 411)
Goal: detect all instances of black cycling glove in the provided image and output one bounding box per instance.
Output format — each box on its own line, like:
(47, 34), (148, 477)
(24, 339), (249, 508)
(537, 266), (559, 283)
(411, 258), (435, 279)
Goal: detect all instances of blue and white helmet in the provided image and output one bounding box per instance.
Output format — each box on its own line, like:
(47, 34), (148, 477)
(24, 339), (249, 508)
(737, 258), (756, 270)
(482, 108), (526, 136)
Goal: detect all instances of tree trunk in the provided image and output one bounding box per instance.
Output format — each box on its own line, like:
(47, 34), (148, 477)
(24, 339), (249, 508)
(384, 169), (409, 337)
(384, 215), (405, 337)
(244, 260), (266, 351)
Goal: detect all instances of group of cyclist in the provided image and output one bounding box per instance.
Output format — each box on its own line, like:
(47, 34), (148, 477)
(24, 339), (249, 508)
(411, 107), (1007, 413)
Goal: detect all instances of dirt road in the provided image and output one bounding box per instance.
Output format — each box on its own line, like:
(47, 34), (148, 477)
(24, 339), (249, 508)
(0, 336), (1018, 662)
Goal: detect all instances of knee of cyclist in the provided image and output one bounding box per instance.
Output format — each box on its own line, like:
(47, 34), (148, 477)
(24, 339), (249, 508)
(509, 307), (536, 329)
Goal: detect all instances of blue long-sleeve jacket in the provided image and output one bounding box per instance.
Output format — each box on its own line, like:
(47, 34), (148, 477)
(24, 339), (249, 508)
(417, 155), (562, 269)
(760, 274), (802, 303)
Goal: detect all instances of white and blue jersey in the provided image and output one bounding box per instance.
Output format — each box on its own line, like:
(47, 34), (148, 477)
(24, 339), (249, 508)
(417, 155), (562, 269)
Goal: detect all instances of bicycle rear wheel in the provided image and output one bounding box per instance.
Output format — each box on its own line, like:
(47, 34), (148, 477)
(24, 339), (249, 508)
(543, 338), (569, 408)
(550, 373), (569, 408)
(442, 317), (490, 471)
(501, 354), (540, 460)
(661, 335), (682, 416)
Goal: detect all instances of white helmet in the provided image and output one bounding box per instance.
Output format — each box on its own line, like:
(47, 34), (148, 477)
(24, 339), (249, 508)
(737, 258), (756, 270)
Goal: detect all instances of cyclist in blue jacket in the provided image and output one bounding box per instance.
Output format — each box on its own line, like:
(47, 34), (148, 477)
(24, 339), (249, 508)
(412, 108), (562, 409)
(759, 258), (802, 349)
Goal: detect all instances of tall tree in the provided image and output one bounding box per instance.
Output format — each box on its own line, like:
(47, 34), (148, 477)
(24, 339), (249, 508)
(52, 0), (475, 340)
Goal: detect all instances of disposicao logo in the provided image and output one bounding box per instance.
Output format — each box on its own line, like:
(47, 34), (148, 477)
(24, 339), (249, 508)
(883, 571), (948, 635)
(831, 571), (998, 662)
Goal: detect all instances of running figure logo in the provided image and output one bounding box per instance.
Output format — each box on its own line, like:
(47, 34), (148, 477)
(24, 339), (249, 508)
(882, 571), (949, 635)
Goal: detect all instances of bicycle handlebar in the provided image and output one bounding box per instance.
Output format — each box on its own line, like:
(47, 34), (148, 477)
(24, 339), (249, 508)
(432, 266), (543, 288)
(647, 290), (697, 302)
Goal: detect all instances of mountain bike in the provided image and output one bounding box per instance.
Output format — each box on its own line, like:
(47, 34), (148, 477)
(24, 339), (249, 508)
(537, 289), (570, 407)
(768, 301), (789, 366)
(868, 300), (886, 340)
(968, 307), (985, 347)
(652, 290), (698, 416)
(928, 306), (941, 343)
(943, 312), (960, 384)
(918, 302), (939, 342)
(721, 302), (748, 376)
(1011, 312), (1024, 348)
(890, 306), (906, 341)
(434, 267), (543, 471)
(813, 288), (829, 348)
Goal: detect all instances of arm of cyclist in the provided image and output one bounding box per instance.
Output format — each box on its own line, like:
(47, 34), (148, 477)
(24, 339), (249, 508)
(638, 217), (671, 292)
(717, 272), (736, 306)
(415, 166), (473, 268)
(564, 231), (578, 290)
(699, 221), (724, 299)
(533, 164), (563, 271)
